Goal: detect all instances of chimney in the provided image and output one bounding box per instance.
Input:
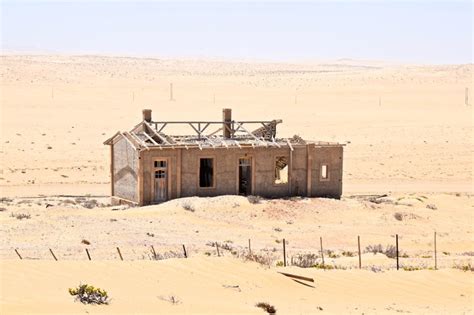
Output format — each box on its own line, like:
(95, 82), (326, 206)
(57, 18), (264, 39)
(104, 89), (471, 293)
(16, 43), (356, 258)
(222, 108), (232, 138)
(142, 109), (152, 122)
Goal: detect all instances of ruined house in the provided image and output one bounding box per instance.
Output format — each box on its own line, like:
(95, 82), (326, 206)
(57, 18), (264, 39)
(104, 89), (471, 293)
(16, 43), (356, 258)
(104, 109), (344, 206)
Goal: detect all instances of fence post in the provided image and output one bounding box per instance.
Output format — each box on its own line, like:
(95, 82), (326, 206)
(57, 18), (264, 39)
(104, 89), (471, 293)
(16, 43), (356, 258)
(117, 247), (123, 261)
(15, 249), (22, 260)
(248, 239), (251, 255)
(320, 237), (325, 266)
(358, 236), (361, 269)
(216, 242), (220, 257)
(434, 231), (437, 270)
(151, 245), (157, 259)
(283, 238), (287, 267)
(396, 234), (399, 270)
(182, 244), (187, 258)
(85, 248), (91, 261)
(49, 248), (58, 261)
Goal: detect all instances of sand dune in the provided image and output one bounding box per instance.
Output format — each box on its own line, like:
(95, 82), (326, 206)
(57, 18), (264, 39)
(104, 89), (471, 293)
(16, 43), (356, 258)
(1, 258), (472, 314)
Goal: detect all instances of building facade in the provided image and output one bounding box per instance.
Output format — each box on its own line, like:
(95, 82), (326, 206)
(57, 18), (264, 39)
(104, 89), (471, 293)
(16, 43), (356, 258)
(104, 109), (343, 206)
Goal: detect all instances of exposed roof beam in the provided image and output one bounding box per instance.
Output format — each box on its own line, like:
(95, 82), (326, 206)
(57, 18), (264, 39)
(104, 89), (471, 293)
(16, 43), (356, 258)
(119, 132), (138, 150)
(127, 132), (150, 150)
(286, 139), (294, 151)
(145, 122), (172, 145)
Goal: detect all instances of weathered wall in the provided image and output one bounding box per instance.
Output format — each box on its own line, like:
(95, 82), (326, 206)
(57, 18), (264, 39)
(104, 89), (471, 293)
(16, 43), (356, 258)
(312, 146), (343, 198)
(113, 137), (139, 202)
(139, 144), (343, 205)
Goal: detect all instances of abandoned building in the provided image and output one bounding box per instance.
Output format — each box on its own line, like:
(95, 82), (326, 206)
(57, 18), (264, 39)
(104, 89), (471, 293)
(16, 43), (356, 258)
(104, 109), (344, 206)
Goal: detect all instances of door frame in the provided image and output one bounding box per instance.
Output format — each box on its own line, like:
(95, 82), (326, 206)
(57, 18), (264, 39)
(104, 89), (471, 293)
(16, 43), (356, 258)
(236, 155), (255, 196)
(151, 157), (170, 203)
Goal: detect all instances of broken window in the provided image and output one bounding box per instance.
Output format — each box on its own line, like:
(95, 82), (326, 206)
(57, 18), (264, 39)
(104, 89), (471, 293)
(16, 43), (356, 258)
(155, 170), (166, 178)
(321, 164), (328, 180)
(274, 156), (288, 184)
(154, 161), (166, 168)
(199, 158), (214, 188)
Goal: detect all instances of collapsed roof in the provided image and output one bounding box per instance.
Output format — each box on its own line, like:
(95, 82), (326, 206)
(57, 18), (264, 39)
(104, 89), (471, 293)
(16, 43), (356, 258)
(104, 108), (342, 151)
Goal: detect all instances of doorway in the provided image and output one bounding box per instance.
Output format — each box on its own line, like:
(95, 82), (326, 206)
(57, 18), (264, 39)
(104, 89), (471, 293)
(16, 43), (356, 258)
(153, 160), (168, 202)
(238, 158), (252, 195)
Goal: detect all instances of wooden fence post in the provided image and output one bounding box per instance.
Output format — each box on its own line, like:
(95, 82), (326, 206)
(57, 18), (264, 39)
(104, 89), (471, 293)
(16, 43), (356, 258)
(358, 235), (362, 269)
(182, 245), (187, 258)
(85, 248), (91, 261)
(396, 234), (399, 270)
(248, 239), (251, 255)
(320, 237), (325, 266)
(117, 247), (123, 261)
(49, 248), (58, 261)
(434, 231), (437, 270)
(151, 245), (157, 259)
(15, 249), (22, 260)
(216, 242), (220, 257)
(283, 238), (287, 267)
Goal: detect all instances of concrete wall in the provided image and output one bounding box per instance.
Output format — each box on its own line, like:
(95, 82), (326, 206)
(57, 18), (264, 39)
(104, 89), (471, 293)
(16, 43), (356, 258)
(139, 144), (343, 205)
(112, 137), (139, 202)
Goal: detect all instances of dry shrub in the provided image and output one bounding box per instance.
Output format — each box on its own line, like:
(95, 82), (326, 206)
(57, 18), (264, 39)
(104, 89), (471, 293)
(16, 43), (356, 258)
(149, 249), (183, 260)
(182, 201), (195, 212)
(61, 199), (76, 206)
(256, 302), (277, 314)
(81, 239), (91, 245)
(291, 253), (319, 268)
(365, 244), (398, 259)
(11, 212), (31, 220)
(394, 212), (403, 221)
(453, 263), (474, 272)
(0, 197), (13, 204)
(206, 241), (234, 252)
(158, 295), (181, 304)
(0, 207), (7, 212)
(247, 195), (263, 204)
(82, 199), (98, 209)
(242, 252), (276, 267)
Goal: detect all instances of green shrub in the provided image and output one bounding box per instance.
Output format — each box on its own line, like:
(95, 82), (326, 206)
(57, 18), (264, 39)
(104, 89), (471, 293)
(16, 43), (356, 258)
(69, 284), (109, 305)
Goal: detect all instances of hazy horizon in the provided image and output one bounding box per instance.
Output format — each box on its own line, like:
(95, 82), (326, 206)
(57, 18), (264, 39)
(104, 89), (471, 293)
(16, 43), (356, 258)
(1, 1), (473, 64)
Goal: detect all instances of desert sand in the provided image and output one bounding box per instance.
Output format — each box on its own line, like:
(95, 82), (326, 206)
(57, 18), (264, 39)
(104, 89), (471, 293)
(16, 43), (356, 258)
(0, 55), (473, 314)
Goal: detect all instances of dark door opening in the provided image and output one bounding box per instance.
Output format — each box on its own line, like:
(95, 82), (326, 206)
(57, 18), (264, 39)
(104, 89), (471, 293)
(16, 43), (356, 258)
(238, 158), (252, 195)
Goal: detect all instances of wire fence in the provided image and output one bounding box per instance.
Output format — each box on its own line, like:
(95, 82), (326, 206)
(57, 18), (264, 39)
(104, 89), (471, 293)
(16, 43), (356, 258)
(10, 232), (474, 272)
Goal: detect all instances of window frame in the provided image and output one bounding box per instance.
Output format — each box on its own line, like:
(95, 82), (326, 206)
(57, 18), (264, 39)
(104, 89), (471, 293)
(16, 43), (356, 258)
(320, 163), (330, 181)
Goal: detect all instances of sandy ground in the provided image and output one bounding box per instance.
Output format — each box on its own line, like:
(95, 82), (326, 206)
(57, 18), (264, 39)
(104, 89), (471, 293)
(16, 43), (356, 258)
(1, 55), (473, 314)
(1, 258), (472, 314)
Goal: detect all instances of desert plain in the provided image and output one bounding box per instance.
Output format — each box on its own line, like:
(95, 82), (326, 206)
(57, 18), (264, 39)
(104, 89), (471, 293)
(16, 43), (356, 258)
(0, 55), (473, 314)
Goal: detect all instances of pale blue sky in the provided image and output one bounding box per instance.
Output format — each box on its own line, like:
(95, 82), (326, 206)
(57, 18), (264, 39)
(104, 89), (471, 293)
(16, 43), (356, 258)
(1, 1), (472, 63)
